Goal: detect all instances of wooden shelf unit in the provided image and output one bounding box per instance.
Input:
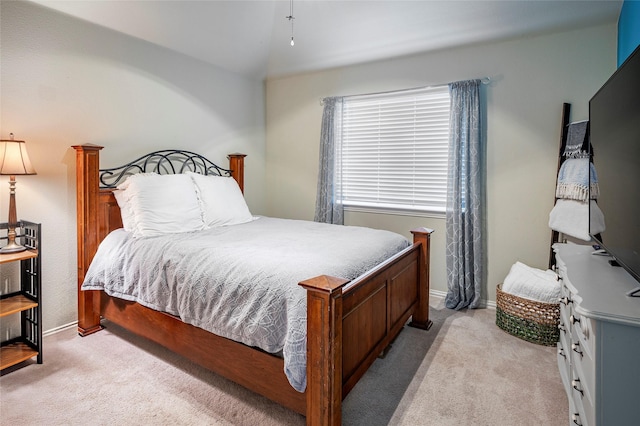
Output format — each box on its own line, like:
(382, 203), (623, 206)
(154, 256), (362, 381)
(0, 221), (42, 371)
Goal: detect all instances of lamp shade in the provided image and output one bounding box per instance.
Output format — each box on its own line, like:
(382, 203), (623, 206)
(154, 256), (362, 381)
(0, 139), (37, 175)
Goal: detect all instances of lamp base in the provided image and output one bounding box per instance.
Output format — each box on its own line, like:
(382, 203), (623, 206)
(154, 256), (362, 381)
(0, 240), (27, 254)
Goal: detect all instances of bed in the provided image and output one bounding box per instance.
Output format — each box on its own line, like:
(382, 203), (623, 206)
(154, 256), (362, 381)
(73, 144), (433, 425)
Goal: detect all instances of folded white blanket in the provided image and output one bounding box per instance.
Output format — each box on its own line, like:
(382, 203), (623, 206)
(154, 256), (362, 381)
(502, 262), (560, 303)
(548, 199), (605, 241)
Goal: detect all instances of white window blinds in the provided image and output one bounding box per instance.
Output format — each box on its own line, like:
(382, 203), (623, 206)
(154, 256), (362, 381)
(341, 85), (450, 215)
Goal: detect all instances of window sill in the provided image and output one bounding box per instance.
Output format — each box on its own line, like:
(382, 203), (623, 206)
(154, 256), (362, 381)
(344, 205), (445, 219)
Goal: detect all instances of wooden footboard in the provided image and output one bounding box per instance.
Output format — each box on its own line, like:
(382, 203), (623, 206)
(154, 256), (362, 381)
(73, 144), (432, 426)
(301, 228), (431, 425)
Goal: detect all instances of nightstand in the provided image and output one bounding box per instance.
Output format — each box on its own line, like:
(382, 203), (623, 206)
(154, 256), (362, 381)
(0, 221), (42, 370)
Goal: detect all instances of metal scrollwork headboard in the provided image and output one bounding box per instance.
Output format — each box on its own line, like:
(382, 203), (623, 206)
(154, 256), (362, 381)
(98, 149), (233, 188)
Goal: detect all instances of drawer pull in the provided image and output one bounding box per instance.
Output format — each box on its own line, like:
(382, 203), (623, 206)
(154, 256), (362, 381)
(559, 296), (571, 305)
(571, 343), (583, 358)
(558, 348), (566, 359)
(570, 314), (580, 325)
(572, 413), (582, 426)
(558, 323), (566, 333)
(572, 379), (584, 396)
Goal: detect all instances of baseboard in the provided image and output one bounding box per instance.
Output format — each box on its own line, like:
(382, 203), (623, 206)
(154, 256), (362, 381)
(43, 321), (78, 337)
(481, 299), (497, 309)
(430, 289), (447, 300)
(430, 289), (496, 309)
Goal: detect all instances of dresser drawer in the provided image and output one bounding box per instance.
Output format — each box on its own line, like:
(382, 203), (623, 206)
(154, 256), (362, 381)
(570, 357), (595, 424)
(557, 347), (570, 393)
(557, 327), (571, 382)
(571, 371), (594, 426)
(568, 395), (579, 426)
(571, 391), (588, 426)
(573, 313), (594, 360)
(572, 340), (593, 395)
(559, 293), (572, 330)
(570, 303), (595, 426)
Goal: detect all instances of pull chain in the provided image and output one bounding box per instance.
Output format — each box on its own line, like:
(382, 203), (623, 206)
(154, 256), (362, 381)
(286, 0), (295, 46)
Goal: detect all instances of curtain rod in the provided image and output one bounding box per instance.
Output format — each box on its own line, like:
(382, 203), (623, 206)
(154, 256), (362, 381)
(320, 77), (491, 105)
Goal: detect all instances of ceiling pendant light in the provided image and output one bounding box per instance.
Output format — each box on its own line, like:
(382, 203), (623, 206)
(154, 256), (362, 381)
(286, 0), (295, 46)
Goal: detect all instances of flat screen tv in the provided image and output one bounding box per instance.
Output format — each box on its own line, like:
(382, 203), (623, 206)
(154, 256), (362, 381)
(589, 43), (640, 296)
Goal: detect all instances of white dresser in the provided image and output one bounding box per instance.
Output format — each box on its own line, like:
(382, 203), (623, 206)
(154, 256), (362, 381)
(554, 243), (640, 426)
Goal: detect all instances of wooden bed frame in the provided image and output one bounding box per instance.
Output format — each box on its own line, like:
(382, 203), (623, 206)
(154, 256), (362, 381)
(73, 144), (433, 425)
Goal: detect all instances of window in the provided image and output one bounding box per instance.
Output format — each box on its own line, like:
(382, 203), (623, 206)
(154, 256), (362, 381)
(340, 85), (450, 216)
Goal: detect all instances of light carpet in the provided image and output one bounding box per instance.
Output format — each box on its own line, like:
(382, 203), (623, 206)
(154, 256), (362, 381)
(0, 298), (567, 425)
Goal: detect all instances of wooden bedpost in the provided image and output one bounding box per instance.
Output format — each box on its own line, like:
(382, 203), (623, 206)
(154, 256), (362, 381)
(299, 275), (349, 426)
(228, 153), (246, 193)
(73, 144), (104, 336)
(409, 227), (434, 330)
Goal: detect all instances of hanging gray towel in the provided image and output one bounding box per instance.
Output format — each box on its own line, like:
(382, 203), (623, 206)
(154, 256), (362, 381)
(563, 120), (589, 158)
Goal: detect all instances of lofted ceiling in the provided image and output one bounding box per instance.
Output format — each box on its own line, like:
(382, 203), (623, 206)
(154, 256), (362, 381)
(32, 0), (622, 80)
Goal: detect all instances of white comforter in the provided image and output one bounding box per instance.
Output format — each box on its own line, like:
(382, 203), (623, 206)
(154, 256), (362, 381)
(82, 217), (409, 392)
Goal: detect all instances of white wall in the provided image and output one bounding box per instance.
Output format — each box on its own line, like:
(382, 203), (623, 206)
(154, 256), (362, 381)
(265, 23), (617, 303)
(0, 1), (618, 334)
(0, 1), (266, 332)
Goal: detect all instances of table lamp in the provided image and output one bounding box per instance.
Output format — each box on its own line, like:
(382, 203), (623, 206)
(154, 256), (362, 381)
(0, 134), (37, 254)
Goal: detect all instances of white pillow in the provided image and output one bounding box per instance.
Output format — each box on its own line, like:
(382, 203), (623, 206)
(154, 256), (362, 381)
(116, 173), (205, 237)
(113, 189), (135, 232)
(187, 172), (253, 227)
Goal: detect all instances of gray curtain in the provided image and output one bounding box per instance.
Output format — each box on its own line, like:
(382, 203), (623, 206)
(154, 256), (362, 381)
(445, 80), (483, 310)
(314, 97), (344, 224)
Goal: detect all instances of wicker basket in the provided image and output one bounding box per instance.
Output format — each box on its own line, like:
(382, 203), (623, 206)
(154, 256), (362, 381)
(495, 284), (560, 346)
